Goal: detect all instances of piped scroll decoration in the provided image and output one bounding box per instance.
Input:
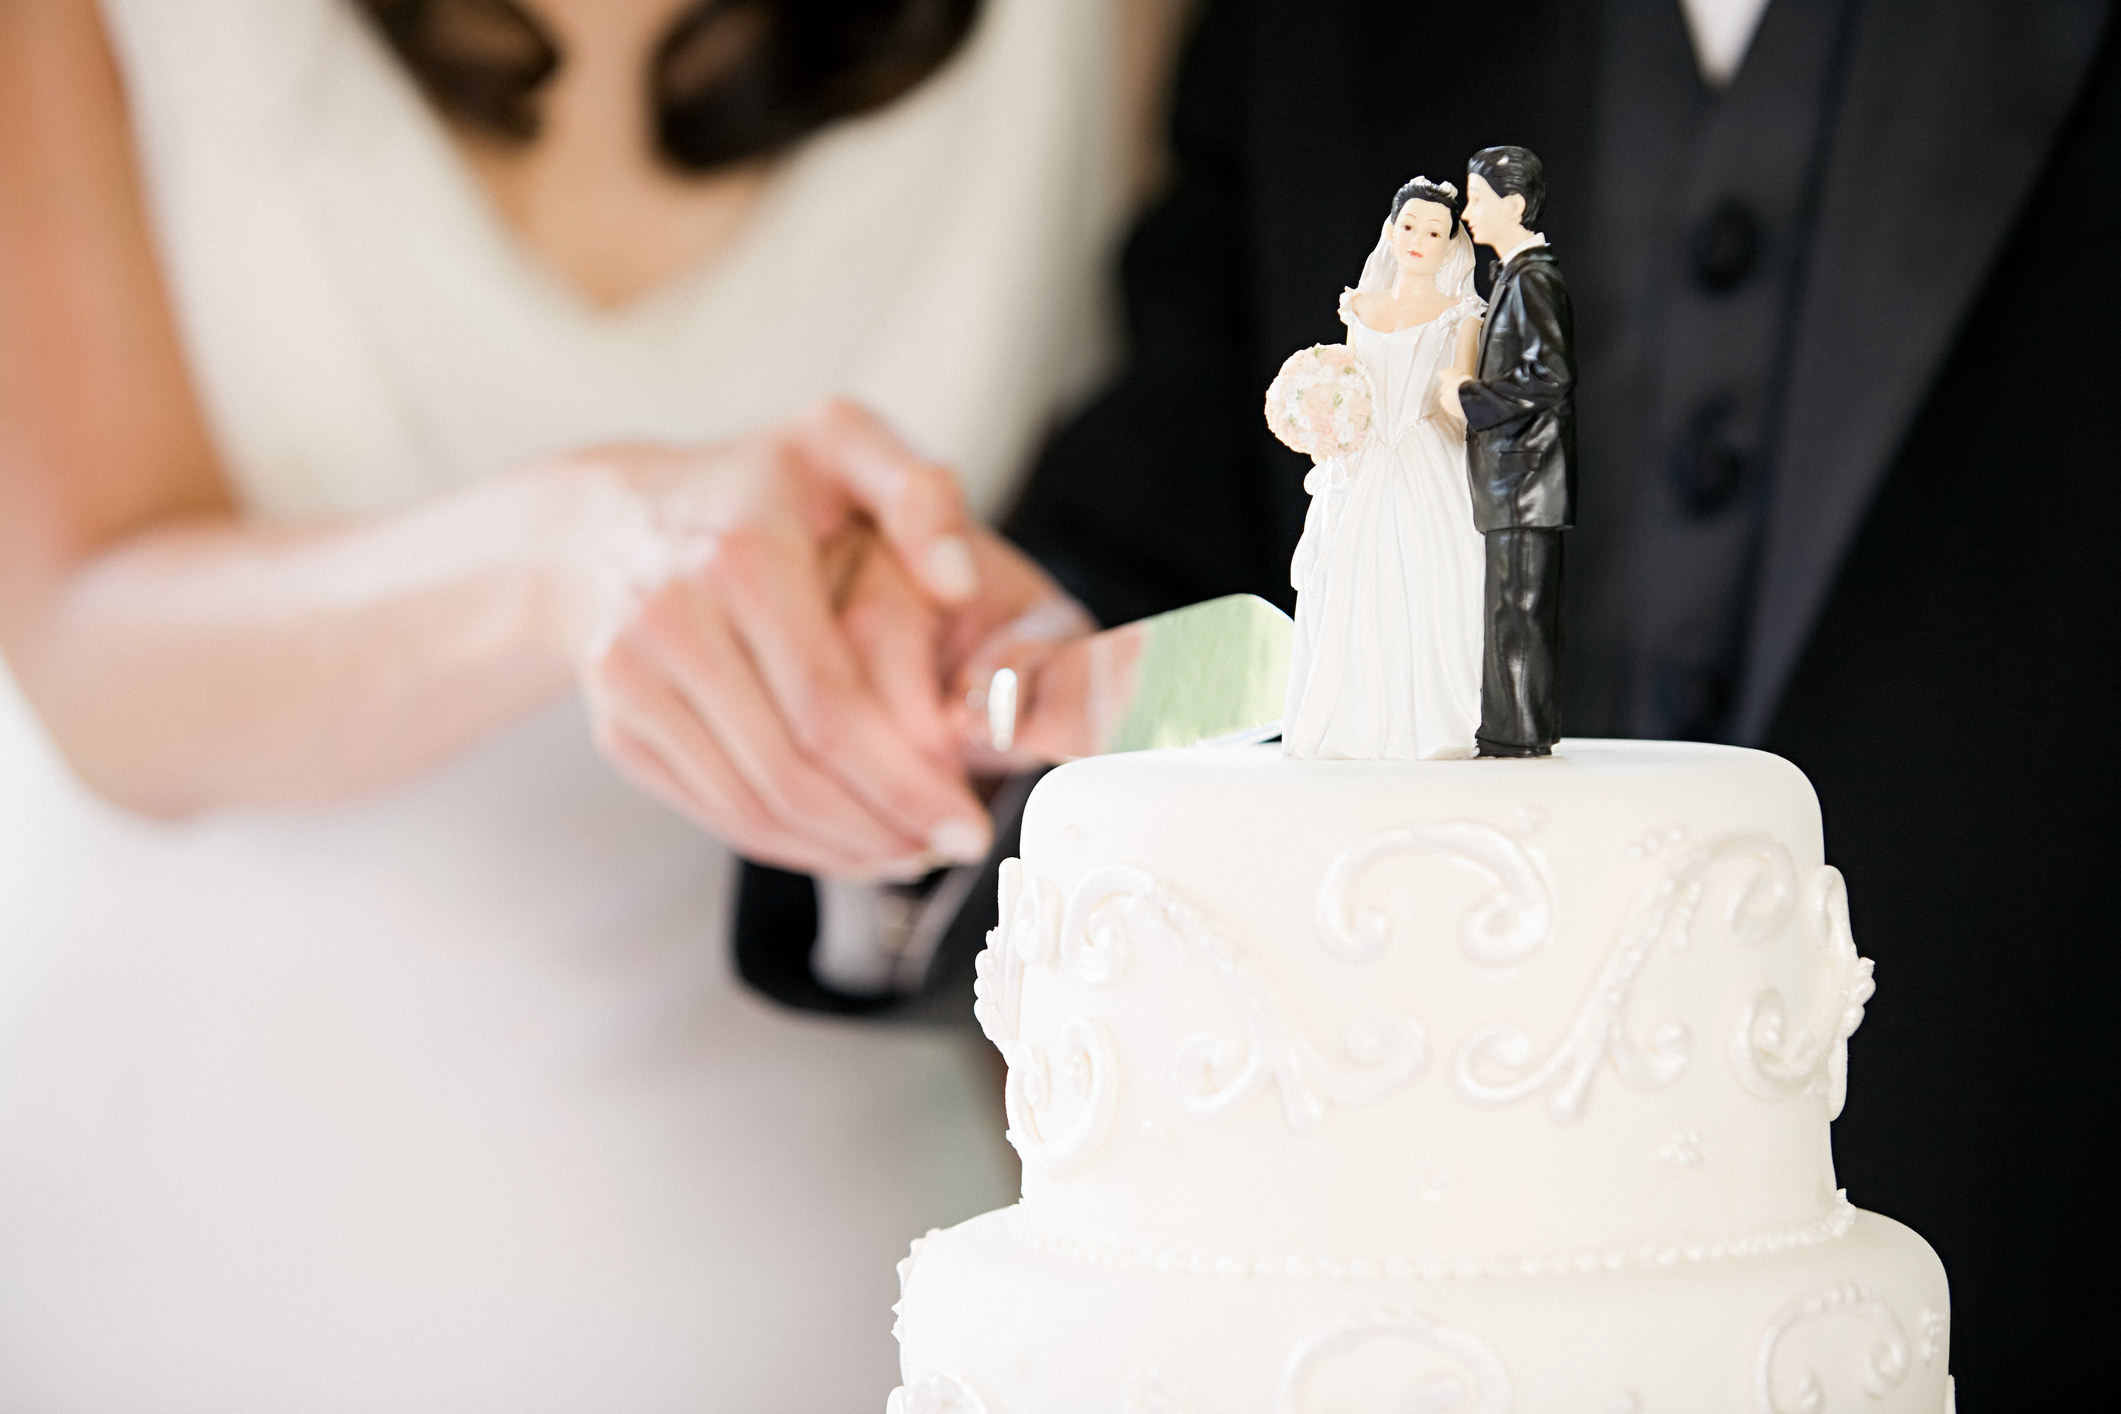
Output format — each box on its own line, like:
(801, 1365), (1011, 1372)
(887, 1372), (998, 1414)
(976, 864), (1139, 1173)
(1453, 835), (1797, 1122)
(1003, 1017), (1119, 1175)
(1755, 1282), (1910, 1414)
(1316, 820), (1553, 968)
(1728, 866), (1876, 1119)
(1121, 1365), (1189, 1414)
(1070, 868), (1427, 1130)
(1275, 1308), (1512, 1414)
(890, 1229), (935, 1341)
(973, 858), (1059, 1050)
(1061, 866), (1161, 985)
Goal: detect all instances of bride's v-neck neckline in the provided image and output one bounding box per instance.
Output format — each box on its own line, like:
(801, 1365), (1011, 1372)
(1356, 315), (1444, 335)
(1351, 291), (1478, 337)
(441, 145), (783, 322)
(1350, 294), (1456, 336)
(1353, 310), (1449, 335)
(316, 0), (794, 330)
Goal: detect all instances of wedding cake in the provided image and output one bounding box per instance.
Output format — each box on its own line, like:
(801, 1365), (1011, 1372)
(887, 740), (1952, 1412)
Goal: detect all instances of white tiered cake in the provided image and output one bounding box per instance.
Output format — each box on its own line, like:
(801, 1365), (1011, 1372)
(889, 740), (1952, 1412)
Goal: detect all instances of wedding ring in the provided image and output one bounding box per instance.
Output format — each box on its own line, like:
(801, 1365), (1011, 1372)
(987, 668), (1019, 753)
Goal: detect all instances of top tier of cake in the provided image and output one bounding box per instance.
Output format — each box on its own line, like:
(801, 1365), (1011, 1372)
(973, 740), (1875, 1270)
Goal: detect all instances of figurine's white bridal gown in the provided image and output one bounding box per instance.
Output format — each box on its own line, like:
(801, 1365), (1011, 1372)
(1283, 297), (1488, 760)
(0, 1), (1119, 1409)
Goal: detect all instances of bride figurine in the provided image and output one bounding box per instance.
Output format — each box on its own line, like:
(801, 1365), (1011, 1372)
(1269, 175), (1488, 760)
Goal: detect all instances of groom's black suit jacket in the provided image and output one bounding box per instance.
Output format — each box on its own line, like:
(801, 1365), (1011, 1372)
(741, 1), (2120, 1403)
(1459, 247), (1576, 531)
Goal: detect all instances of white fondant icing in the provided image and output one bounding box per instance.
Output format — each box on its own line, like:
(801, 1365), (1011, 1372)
(981, 743), (1867, 1263)
(1003, 1019), (1119, 1174)
(888, 1372), (997, 1414)
(1120, 1365), (1188, 1414)
(1315, 820), (1553, 968)
(1755, 1281), (1911, 1413)
(1062, 866), (1157, 985)
(1411, 1170), (1455, 1205)
(896, 742), (1951, 1412)
(1727, 867), (1874, 1120)
(1012, 861), (1427, 1136)
(1451, 833), (1797, 1123)
(1659, 1131), (1706, 1170)
(1274, 1307), (1511, 1414)
(894, 1209), (1950, 1413)
(1000, 1198), (1860, 1282)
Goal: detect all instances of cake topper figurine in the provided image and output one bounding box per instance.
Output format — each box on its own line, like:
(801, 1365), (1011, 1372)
(1267, 175), (1488, 760)
(1436, 146), (1576, 758)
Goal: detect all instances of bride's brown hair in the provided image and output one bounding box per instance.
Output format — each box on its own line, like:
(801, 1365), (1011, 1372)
(361, 0), (981, 169)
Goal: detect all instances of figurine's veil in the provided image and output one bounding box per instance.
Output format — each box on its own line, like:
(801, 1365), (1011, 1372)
(1356, 187), (1478, 299)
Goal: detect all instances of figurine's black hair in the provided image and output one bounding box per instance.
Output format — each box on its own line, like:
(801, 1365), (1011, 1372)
(1467, 146), (1546, 225)
(1387, 175), (1464, 235)
(362, 0), (981, 170)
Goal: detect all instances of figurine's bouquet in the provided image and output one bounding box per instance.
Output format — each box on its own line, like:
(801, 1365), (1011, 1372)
(1264, 344), (1375, 459)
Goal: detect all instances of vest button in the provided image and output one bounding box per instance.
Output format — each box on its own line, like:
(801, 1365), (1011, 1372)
(1670, 397), (1750, 516)
(1690, 198), (1760, 292)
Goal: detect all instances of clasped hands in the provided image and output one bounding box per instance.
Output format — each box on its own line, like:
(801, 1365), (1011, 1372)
(552, 400), (1090, 881)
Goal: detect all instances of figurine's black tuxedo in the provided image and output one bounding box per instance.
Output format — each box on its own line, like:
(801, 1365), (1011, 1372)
(1461, 247), (1577, 532)
(739, 2), (2120, 1401)
(1459, 244), (1576, 751)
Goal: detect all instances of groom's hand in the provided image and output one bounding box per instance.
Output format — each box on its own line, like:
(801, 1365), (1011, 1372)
(835, 521), (1095, 778)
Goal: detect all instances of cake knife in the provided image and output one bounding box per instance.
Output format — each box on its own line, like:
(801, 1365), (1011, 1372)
(971, 593), (1294, 760)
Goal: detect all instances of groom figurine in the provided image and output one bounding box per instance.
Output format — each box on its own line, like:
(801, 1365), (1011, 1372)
(1439, 146), (1576, 758)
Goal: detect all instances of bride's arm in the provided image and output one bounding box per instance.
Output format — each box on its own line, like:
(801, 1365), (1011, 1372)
(1454, 314), (1484, 376)
(1435, 313), (1484, 427)
(0, 0), (992, 876)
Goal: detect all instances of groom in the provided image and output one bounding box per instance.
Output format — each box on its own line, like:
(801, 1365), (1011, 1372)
(1438, 146), (1576, 758)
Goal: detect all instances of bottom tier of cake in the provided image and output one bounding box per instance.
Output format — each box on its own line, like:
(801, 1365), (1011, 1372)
(889, 1206), (1951, 1414)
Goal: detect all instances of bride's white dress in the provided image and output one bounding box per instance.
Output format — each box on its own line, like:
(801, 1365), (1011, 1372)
(1283, 298), (1488, 761)
(0, 1), (1120, 1409)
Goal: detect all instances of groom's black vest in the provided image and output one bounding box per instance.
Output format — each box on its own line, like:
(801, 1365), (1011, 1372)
(1459, 247), (1576, 532)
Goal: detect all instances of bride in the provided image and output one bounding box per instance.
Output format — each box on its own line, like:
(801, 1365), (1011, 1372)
(0, 0), (1184, 1408)
(1282, 176), (1488, 762)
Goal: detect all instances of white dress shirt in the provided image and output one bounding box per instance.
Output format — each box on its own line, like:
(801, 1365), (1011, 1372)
(1681, 0), (1774, 85)
(1496, 230), (1551, 269)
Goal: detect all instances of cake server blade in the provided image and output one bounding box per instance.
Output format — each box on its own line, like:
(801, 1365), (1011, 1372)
(985, 593), (1294, 760)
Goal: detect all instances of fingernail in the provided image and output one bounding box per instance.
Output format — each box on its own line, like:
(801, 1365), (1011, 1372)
(928, 815), (991, 863)
(923, 535), (978, 601)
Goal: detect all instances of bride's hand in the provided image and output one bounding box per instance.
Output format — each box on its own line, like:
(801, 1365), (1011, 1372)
(554, 400), (998, 880)
(1434, 369), (1469, 429)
